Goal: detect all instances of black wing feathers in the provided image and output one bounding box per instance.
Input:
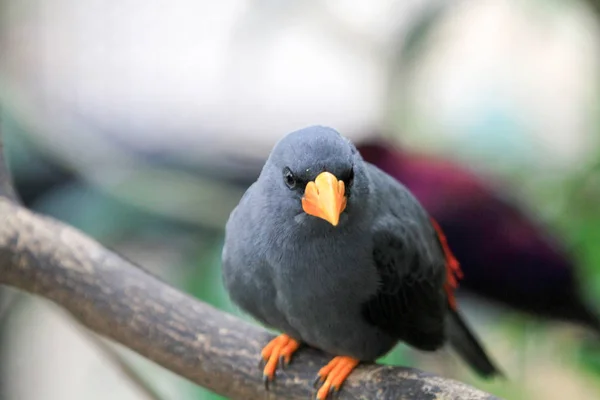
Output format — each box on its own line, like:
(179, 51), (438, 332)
(362, 229), (446, 351)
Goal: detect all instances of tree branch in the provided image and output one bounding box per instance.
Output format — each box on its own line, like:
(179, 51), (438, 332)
(0, 123), (166, 400)
(0, 131), (499, 399)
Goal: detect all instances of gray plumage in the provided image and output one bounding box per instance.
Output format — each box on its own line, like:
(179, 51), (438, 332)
(222, 126), (500, 375)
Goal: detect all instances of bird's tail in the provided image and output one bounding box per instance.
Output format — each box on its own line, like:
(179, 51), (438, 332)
(446, 307), (503, 378)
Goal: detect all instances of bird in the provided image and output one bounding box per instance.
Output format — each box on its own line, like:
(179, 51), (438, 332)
(221, 126), (502, 399)
(358, 139), (600, 335)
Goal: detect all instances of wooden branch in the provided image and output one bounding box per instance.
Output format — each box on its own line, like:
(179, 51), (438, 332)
(0, 125), (166, 400)
(0, 125), (499, 399)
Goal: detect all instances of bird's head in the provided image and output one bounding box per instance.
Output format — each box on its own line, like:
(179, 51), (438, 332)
(259, 126), (369, 227)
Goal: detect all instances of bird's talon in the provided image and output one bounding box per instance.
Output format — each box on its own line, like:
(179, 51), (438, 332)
(260, 334), (300, 385)
(313, 374), (324, 388)
(263, 374), (270, 390)
(314, 356), (359, 400)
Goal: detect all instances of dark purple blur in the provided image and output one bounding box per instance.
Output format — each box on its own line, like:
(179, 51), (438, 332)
(359, 139), (600, 332)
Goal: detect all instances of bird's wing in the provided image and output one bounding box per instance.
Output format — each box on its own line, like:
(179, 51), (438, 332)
(363, 164), (500, 373)
(362, 219), (448, 350)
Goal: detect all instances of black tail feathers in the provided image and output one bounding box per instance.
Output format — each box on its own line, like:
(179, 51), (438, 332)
(447, 308), (504, 378)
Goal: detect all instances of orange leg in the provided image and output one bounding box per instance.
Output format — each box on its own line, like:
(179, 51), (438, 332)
(260, 334), (301, 388)
(314, 356), (360, 399)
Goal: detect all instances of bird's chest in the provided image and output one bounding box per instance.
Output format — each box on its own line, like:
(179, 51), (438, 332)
(270, 234), (379, 316)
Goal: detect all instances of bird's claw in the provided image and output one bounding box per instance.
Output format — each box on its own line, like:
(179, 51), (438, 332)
(259, 334), (301, 390)
(314, 356), (359, 400)
(312, 374), (324, 388)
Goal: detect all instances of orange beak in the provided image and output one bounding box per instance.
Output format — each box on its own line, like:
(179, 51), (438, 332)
(301, 172), (347, 226)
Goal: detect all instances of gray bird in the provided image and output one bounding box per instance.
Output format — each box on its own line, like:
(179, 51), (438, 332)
(222, 126), (501, 399)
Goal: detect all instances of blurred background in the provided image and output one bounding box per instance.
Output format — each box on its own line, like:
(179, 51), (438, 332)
(1, 0), (600, 399)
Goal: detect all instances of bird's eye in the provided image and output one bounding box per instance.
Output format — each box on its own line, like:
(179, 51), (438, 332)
(283, 167), (297, 189)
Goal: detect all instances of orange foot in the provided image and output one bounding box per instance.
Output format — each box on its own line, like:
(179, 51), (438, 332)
(260, 334), (301, 388)
(313, 356), (360, 399)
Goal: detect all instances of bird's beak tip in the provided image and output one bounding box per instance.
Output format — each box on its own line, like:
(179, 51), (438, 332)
(325, 212), (340, 227)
